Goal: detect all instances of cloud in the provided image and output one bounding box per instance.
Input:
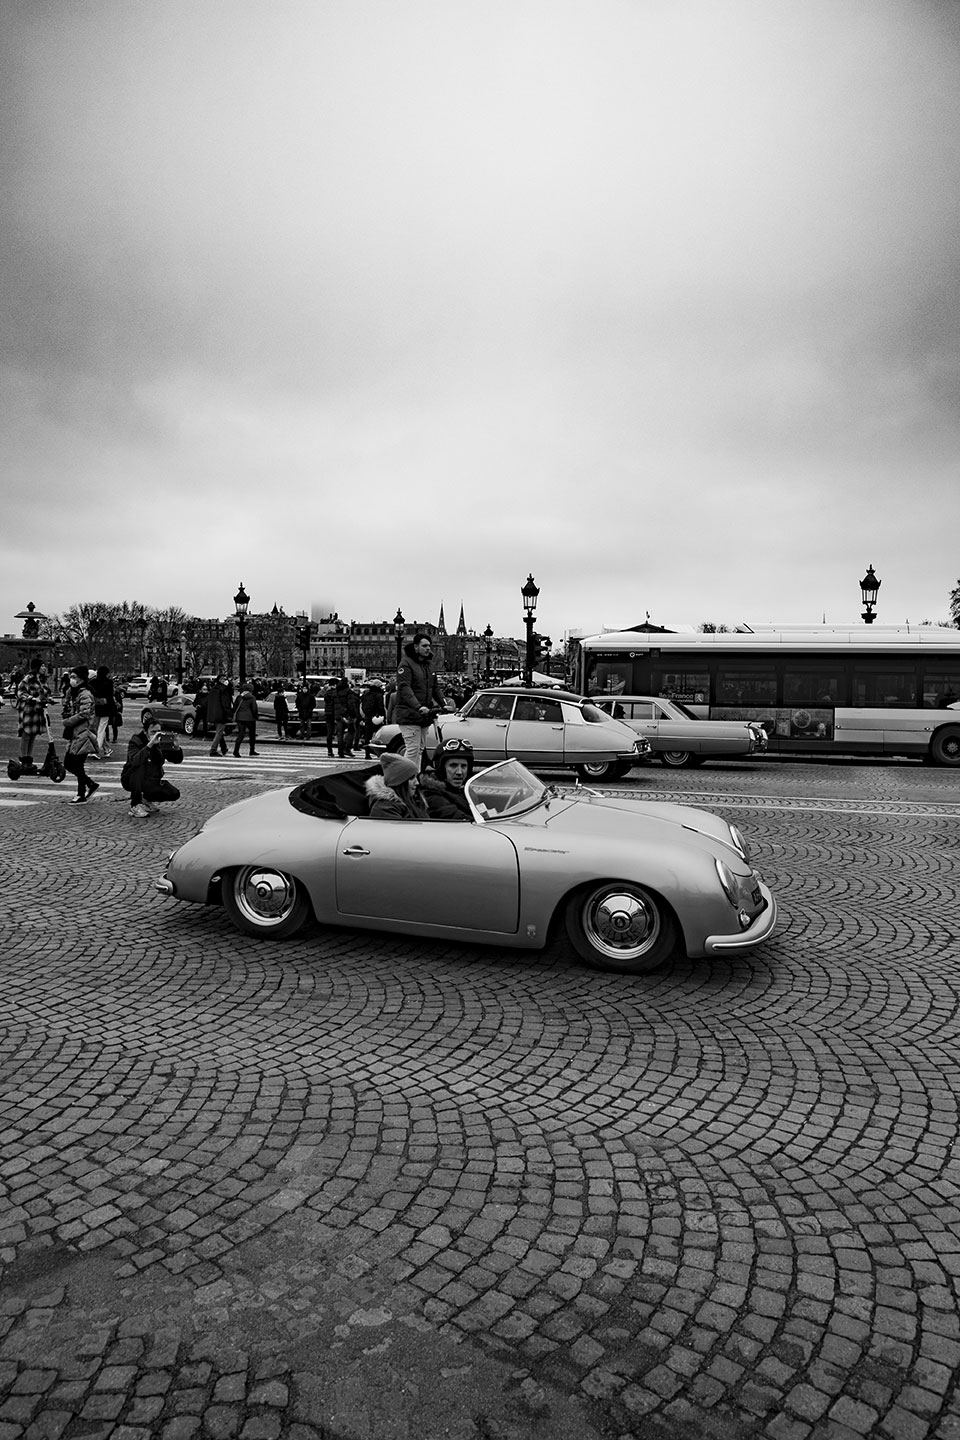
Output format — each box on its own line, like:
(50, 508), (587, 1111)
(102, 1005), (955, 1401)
(1, 0), (959, 637)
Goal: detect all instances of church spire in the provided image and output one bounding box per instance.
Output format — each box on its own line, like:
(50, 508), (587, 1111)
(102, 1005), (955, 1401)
(437, 603), (447, 636)
(457, 602), (467, 636)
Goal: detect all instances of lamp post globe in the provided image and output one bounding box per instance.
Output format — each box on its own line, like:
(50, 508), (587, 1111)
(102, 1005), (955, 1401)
(393, 609), (405, 669)
(859, 565), (881, 625)
(234, 583), (250, 685)
(521, 573), (539, 687)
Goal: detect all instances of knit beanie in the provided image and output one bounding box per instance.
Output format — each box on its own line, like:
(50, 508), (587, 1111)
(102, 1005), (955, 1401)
(379, 753), (419, 788)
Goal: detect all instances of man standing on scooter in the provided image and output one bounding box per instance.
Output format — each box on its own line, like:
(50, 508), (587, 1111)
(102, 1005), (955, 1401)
(14, 659), (51, 775)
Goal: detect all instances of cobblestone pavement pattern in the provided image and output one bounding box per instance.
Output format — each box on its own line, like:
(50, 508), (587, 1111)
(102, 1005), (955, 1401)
(2, 716), (960, 1439)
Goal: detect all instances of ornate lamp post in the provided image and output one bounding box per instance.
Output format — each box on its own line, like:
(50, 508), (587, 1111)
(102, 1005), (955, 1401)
(234, 582), (250, 685)
(137, 617), (148, 672)
(860, 565), (881, 625)
(521, 574), (540, 687)
(178, 630), (187, 684)
(394, 608), (405, 669)
(483, 624), (493, 683)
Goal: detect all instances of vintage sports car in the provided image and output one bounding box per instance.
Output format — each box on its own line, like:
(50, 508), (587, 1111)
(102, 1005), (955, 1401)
(371, 686), (649, 781)
(595, 695), (768, 769)
(156, 759), (777, 975)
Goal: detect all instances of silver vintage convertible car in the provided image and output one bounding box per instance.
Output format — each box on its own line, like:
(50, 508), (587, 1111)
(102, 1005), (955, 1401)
(156, 759), (777, 974)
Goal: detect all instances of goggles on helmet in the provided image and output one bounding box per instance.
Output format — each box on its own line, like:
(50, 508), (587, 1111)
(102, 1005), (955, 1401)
(441, 737), (474, 753)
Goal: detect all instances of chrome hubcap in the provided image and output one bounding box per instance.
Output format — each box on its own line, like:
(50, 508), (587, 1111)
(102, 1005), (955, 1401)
(234, 867), (297, 926)
(584, 888), (660, 959)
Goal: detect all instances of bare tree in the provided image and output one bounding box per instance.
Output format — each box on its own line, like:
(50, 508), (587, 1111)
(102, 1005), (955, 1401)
(950, 580), (960, 629)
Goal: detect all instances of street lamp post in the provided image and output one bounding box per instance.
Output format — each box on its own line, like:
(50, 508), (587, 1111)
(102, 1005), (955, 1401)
(860, 566), (881, 625)
(137, 617), (148, 672)
(178, 630), (187, 685)
(521, 574), (540, 687)
(394, 609), (405, 669)
(483, 624), (493, 683)
(234, 582), (250, 685)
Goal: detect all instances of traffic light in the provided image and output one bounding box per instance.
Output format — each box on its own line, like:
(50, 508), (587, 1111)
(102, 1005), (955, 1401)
(297, 625), (311, 650)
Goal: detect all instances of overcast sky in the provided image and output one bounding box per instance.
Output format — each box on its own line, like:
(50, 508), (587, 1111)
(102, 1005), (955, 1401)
(2, 0), (959, 644)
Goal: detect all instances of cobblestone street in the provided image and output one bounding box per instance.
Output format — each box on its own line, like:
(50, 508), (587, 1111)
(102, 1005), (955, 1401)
(2, 727), (960, 1439)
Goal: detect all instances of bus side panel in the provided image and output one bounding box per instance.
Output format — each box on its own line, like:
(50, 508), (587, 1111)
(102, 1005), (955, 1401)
(836, 708), (932, 756)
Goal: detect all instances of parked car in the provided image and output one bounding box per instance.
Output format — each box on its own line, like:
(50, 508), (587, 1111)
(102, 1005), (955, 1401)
(257, 690), (328, 738)
(593, 695), (768, 769)
(370, 686), (648, 781)
(142, 686), (198, 736)
(156, 757), (777, 974)
(123, 674), (154, 699)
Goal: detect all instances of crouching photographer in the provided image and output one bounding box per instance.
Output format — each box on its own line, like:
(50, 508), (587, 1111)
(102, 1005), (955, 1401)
(122, 707), (183, 819)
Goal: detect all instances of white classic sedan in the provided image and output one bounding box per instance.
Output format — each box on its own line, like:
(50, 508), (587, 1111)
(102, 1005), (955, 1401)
(370, 686), (649, 781)
(595, 695), (768, 769)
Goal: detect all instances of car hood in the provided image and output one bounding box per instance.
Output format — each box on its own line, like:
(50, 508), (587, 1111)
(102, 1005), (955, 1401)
(197, 786), (299, 832)
(538, 791), (741, 855)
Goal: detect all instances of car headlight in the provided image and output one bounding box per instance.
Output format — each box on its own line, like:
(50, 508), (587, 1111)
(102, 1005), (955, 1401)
(728, 824), (750, 863)
(715, 858), (741, 907)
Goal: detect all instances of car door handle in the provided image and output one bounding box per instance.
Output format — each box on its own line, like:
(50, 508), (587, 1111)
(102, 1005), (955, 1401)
(342, 846), (370, 857)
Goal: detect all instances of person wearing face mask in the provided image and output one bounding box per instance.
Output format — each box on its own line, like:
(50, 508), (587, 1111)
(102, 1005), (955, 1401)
(61, 667), (100, 804)
(395, 631), (445, 771)
(421, 738), (474, 821)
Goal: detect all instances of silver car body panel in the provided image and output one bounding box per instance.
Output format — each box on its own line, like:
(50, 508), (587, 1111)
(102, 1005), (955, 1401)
(597, 696), (765, 757)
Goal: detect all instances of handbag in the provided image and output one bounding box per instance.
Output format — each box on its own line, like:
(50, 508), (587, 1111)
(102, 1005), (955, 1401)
(69, 729), (98, 757)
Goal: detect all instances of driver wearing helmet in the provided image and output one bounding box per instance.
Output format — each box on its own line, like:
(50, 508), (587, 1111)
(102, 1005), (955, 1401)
(421, 737), (475, 822)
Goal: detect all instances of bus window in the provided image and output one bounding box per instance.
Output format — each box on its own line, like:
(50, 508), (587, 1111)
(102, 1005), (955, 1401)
(852, 669), (916, 708)
(585, 658), (632, 695)
(660, 671), (710, 705)
(716, 668), (777, 706)
(921, 672), (960, 708)
(783, 670), (842, 707)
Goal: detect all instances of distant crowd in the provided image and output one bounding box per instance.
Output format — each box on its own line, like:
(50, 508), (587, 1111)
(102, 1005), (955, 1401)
(3, 632), (480, 815)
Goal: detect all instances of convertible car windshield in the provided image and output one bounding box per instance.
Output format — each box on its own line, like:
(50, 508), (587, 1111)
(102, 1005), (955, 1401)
(466, 760), (547, 820)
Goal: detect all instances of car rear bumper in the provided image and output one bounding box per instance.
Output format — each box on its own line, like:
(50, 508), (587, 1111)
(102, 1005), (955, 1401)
(703, 883), (777, 952)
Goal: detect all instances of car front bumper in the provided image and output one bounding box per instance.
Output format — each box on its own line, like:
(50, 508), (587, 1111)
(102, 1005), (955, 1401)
(703, 883), (777, 953)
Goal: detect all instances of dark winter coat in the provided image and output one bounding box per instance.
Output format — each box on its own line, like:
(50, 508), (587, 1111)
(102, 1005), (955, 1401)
(123, 729), (183, 798)
(232, 687), (258, 724)
(364, 773), (430, 821)
(206, 682), (232, 725)
(394, 643), (444, 726)
(420, 774), (473, 822)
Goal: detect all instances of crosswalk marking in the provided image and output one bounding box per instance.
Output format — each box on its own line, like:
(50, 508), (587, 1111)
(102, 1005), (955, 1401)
(0, 750), (363, 803)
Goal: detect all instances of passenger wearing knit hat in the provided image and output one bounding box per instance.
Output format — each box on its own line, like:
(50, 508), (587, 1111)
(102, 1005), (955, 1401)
(379, 752), (419, 788)
(365, 751), (429, 820)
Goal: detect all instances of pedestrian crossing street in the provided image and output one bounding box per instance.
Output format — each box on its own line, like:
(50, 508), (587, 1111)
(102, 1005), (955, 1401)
(0, 747), (362, 805)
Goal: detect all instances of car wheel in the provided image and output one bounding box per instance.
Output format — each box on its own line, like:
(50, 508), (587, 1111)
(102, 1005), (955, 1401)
(182, 715), (195, 736)
(658, 749), (701, 768)
(930, 726), (960, 767)
(575, 759), (620, 782)
(565, 882), (678, 974)
(223, 866), (311, 938)
(387, 735), (406, 754)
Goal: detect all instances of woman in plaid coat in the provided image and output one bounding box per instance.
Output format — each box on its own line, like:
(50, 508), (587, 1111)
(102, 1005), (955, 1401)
(15, 660), (51, 774)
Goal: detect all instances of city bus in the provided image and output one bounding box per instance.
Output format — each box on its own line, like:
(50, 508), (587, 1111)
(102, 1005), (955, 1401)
(574, 626), (960, 766)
